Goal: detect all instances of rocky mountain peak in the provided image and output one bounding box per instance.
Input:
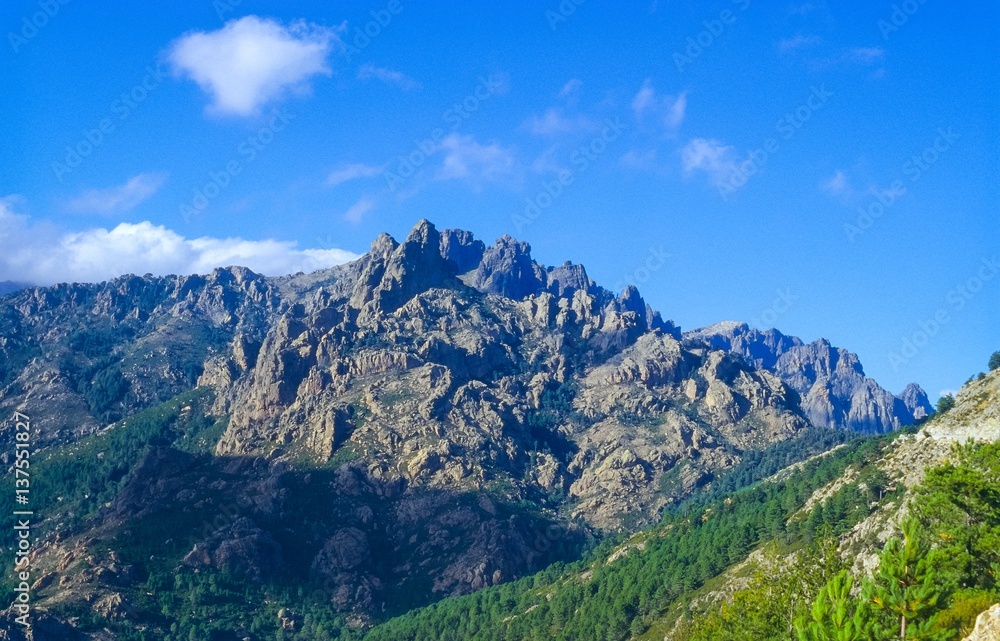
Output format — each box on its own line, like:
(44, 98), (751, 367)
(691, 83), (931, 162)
(685, 322), (933, 432)
(618, 285), (644, 313)
(684, 321), (802, 369)
(346, 221), (460, 315)
(898, 382), (932, 422)
(0, 281), (28, 297)
(0, 218), (955, 632)
(403, 218), (442, 250)
(369, 232), (400, 257)
(438, 228), (486, 274)
(473, 234), (543, 299)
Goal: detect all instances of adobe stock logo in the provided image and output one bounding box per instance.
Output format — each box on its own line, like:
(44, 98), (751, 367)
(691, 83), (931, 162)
(513, 118), (626, 233)
(878, 0), (930, 40)
(343, 0), (407, 61)
(545, 0), (586, 31)
(7, 0), (71, 53)
(673, 0), (752, 72)
(179, 111), (295, 221)
(844, 127), (959, 243)
(750, 288), (797, 330)
(888, 256), (999, 372)
(716, 85), (833, 200)
(51, 63), (170, 181)
(611, 246), (671, 294)
(384, 74), (507, 192)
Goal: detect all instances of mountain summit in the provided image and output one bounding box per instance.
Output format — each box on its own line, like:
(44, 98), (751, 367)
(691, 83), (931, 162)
(0, 220), (936, 629)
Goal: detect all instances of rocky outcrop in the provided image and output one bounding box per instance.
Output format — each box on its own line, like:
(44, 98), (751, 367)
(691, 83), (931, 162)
(439, 228), (486, 274)
(0, 219), (937, 624)
(0, 611), (87, 640)
(183, 517), (283, 580)
(897, 382), (932, 422)
(0, 265), (283, 447)
(965, 603), (1000, 641)
(820, 368), (1000, 576)
(473, 234), (547, 300)
(684, 321), (933, 432)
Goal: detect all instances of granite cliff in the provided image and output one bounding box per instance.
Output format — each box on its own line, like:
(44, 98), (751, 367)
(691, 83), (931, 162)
(0, 220), (941, 635)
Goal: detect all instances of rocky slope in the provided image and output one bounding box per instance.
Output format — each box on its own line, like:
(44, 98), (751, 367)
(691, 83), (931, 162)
(835, 367), (999, 575)
(195, 221), (809, 535)
(0, 219), (936, 634)
(685, 321), (933, 433)
(0, 266), (283, 446)
(658, 366), (1000, 640)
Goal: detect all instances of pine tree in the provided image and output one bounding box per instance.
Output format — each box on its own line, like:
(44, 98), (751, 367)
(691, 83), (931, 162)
(864, 519), (951, 640)
(795, 571), (873, 641)
(935, 395), (955, 415)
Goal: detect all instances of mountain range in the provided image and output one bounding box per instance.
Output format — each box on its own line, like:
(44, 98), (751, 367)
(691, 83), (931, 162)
(0, 282), (27, 298)
(0, 220), (961, 640)
(685, 321), (931, 432)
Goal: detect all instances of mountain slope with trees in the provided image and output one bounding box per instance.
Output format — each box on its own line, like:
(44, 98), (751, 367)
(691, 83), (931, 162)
(0, 220), (979, 640)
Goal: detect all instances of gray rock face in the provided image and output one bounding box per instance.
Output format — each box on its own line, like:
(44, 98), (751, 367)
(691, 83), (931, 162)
(212, 221), (808, 537)
(0, 219), (934, 621)
(684, 322), (933, 433)
(0, 266), (283, 447)
(473, 234), (546, 299)
(439, 228), (486, 274)
(898, 382), (932, 422)
(964, 603), (1000, 641)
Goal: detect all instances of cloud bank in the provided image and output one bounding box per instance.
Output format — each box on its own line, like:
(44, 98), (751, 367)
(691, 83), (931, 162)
(0, 197), (358, 285)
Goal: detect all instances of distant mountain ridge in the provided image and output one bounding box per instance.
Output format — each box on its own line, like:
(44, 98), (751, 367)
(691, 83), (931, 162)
(0, 281), (28, 297)
(684, 321), (932, 433)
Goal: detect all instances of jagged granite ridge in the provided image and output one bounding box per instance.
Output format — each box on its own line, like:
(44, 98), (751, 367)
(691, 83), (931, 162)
(0, 219), (935, 624)
(684, 321), (933, 433)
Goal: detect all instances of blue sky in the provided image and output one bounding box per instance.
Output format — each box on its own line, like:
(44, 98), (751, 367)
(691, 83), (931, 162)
(1, 0), (997, 400)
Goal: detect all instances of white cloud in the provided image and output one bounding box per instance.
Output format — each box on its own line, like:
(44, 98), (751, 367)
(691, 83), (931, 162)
(435, 134), (517, 183)
(558, 78), (583, 101)
(522, 108), (597, 136)
(0, 195), (28, 227)
(327, 163), (383, 186)
(680, 138), (739, 186)
(357, 64), (420, 90)
(0, 199), (358, 285)
(632, 81), (656, 115)
(632, 80), (686, 130)
(342, 196), (376, 223)
(820, 170), (907, 204)
(665, 93), (687, 129)
(64, 173), (168, 214)
(778, 35), (823, 53)
(167, 16), (336, 116)
(821, 170), (851, 197)
(848, 47), (885, 63)
(530, 145), (565, 175)
(620, 148), (659, 171)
